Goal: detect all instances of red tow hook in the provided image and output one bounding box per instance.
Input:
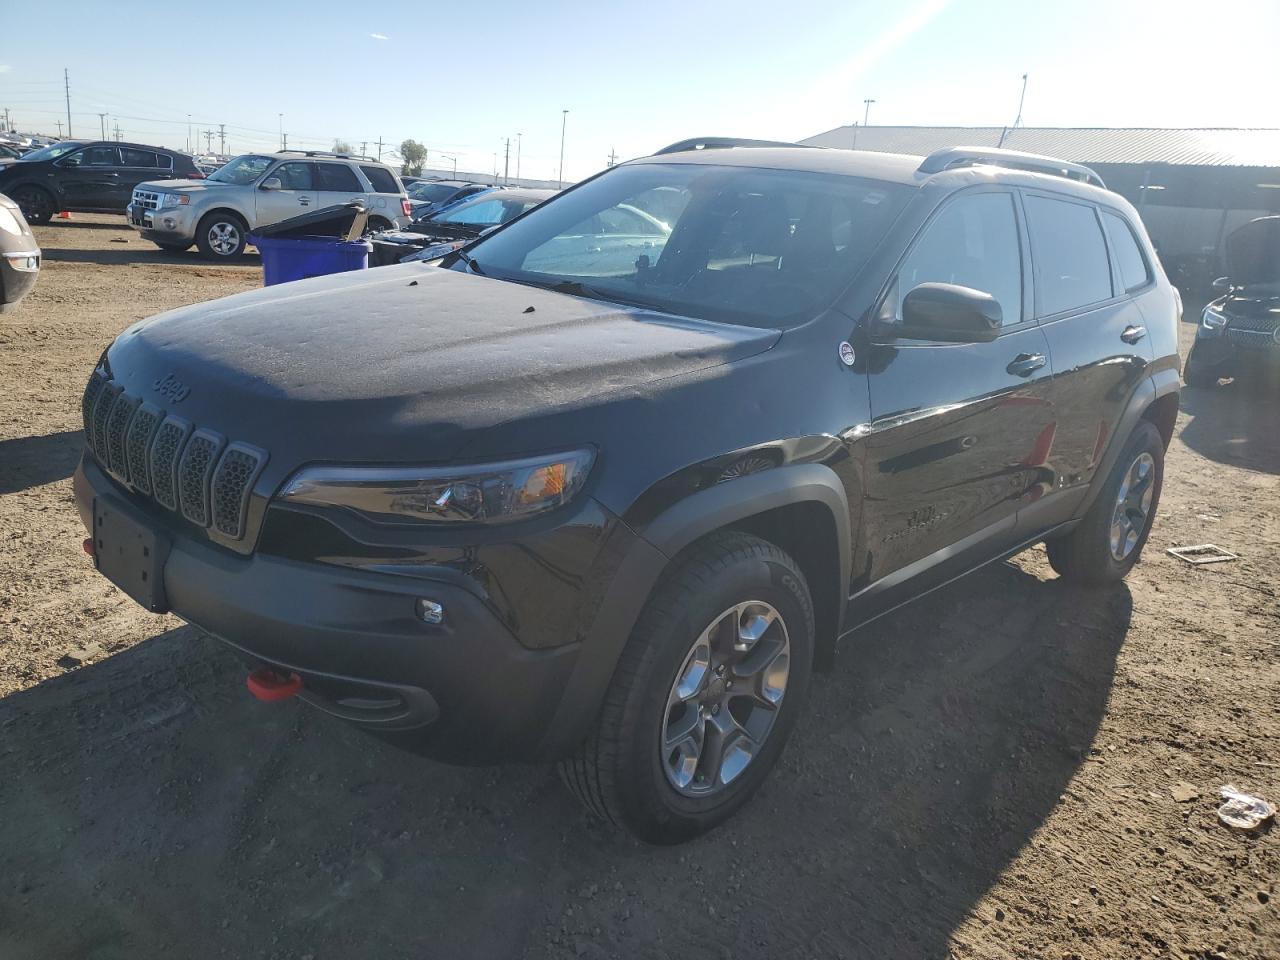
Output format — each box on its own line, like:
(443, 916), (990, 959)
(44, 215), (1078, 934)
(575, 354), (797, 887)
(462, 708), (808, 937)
(82, 537), (95, 557)
(246, 668), (304, 702)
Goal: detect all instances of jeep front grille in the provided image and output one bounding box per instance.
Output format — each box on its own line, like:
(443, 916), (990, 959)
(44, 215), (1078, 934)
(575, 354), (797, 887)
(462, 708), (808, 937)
(81, 372), (268, 541)
(133, 189), (162, 211)
(1226, 313), (1280, 348)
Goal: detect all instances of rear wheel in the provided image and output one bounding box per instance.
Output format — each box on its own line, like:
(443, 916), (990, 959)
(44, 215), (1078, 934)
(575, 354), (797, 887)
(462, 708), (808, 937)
(195, 212), (247, 261)
(366, 215), (392, 234)
(11, 186), (56, 224)
(560, 531), (814, 844)
(1183, 354), (1221, 388)
(1046, 420), (1164, 585)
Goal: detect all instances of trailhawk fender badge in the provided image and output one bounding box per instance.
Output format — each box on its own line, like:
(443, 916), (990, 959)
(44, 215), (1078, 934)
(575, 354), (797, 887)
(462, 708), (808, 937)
(838, 342), (856, 367)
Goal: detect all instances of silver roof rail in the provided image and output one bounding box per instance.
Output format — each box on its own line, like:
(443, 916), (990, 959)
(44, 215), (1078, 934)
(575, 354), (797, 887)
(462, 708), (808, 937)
(653, 136), (814, 156)
(918, 146), (1106, 188)
(277, 149), (382, 163)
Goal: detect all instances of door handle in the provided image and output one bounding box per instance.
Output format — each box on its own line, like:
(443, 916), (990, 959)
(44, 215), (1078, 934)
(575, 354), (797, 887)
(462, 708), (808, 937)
(1120, 324), (1147, 344)
(1006, 353), (1047, 377)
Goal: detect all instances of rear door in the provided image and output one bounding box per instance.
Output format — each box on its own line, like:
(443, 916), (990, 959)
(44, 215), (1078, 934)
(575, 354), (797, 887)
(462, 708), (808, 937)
(315, 161), (366, 210)
(57, 145), (123, 209)
(254, 160), (318, 226)
(862, 188), (1056, 593)
(1022, 192), (1155, 507)
(119, 148), (174, 200)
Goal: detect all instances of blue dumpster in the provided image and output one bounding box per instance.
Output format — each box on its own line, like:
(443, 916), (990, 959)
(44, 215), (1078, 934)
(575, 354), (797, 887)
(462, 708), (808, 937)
(250, 234), (372, 286)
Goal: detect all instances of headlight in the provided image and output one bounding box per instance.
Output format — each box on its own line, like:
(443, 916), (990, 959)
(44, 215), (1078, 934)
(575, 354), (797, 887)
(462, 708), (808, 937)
(1201, 305), (1227, 330)
(278, 449), (595, 525)
(163, 193), (191, 208)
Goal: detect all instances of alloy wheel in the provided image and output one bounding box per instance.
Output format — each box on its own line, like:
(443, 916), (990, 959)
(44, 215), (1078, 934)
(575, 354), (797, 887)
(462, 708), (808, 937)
(13, 187), (53, 223)
(208, 221), (240, 256)
(1110, 451), (1155, 561)
(661, 601), (791, 797)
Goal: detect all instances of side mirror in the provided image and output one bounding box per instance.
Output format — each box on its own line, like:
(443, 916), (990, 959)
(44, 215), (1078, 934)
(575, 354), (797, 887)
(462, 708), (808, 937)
(899, 282), (1002, 343)
(260, 177), (282, 191)
(1211, 276), (1233, 292)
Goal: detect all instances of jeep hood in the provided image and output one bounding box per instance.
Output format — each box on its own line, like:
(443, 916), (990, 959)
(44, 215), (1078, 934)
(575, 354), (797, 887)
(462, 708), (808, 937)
(104, 264), (779, 469)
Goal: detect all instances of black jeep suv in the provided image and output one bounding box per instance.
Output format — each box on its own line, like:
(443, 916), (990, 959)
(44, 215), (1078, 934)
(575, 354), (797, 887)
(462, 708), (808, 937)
(74, 140), (1181, 843)
(0, 140), (203, 223)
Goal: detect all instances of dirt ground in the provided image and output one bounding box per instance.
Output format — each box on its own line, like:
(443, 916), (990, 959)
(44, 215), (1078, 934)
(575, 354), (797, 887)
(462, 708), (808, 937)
(0, 215), (1276, 960)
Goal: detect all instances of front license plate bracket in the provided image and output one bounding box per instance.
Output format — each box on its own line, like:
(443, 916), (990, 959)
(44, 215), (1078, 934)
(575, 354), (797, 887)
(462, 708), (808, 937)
(93, 497), (171, 612)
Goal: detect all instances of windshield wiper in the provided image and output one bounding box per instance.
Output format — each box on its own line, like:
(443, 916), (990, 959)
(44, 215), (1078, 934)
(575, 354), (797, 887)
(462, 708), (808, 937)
(455, 249), (486, 275)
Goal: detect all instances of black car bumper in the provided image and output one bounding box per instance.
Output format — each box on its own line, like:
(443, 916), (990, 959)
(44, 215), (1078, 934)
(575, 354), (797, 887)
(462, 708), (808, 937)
(1190, 327), (1280, 376)
(74, 455), (584, 763)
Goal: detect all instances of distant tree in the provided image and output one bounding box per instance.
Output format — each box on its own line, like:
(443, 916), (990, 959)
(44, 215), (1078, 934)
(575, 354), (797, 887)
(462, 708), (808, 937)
(333, 139), (354, 155)
(400, 139), (427, 176)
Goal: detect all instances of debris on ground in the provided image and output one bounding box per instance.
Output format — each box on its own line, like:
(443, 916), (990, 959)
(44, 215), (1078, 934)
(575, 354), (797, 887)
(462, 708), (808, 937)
(1217, 785), (1276, 832)
(1171, 781), (1200, 803)
(59, 643), (103, 667)
(1166, 543), (1240, 565)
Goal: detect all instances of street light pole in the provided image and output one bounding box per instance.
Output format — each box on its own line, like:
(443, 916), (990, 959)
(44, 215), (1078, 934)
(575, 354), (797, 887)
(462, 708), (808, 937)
(558, 109), (568, 189)
(863, 98), (876, 126)
(278, 113), (283, 151)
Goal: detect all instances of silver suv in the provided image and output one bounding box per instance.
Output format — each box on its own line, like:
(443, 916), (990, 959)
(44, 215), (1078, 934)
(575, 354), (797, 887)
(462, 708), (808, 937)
(126, 151), (412, 260)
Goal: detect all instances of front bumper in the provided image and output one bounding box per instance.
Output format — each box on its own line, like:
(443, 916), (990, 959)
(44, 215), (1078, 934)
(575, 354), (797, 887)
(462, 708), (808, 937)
(74, 455), (582, 763)
(127, 201), (198, 244)
(0, 250), (40, 311)
(1191, 323), (1280, 375)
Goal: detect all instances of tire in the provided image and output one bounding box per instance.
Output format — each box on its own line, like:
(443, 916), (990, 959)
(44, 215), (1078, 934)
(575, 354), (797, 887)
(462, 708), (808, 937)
(1046, 420), (1164, 585)
(560, 531), (814, 844)
(366, 216), (392, 234)
(195, 211), (248, 261)
(11, 186), (56, 225)
(154, 241), (191, 252)
(1182, 355), (1220, 388)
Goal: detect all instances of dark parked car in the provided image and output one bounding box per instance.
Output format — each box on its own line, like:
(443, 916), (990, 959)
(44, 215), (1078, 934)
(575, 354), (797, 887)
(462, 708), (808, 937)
(370, 187), (557, 264)
(73, 140), (1180, 843)
(0, 140), (203, 223)
(405, 178), (492, 218)
(0, 193), (41, 311)
(1184, 215), (1280, 387)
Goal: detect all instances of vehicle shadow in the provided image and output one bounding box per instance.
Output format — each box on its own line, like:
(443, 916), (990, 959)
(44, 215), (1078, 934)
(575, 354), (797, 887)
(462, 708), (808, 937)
(1178, 377), (1280, 476)
(0, 562), (1127, 960)
(40, 247), (260, 268)
(0, 430), (83, 494)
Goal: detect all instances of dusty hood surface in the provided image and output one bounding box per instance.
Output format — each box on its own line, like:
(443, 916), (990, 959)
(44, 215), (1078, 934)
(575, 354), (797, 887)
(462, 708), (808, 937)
(104, 264), (779, 468)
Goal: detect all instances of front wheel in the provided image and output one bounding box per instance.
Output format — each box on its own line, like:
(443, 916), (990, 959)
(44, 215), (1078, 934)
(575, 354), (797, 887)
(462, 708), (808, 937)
(11, 186), (56, 225)
(1046, 420), (1165, 585)
(195, 212), (247, 261)
(560, 531), (814, 844)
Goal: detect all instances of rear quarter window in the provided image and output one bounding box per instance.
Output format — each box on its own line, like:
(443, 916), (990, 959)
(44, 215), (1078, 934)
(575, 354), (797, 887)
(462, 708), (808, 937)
(1102, 210), (1152, 293)
(316, 163), (363, 192)
(1024, 194), (1114, 315)
(360, 165), (401, 194)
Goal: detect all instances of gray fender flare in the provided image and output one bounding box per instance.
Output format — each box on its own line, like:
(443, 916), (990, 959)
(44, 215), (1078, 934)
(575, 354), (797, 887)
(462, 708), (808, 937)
(535, 463), (851, 759)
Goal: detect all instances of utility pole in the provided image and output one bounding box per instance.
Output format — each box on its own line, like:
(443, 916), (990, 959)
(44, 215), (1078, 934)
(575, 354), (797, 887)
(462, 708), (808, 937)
(377, 137), (383, 161)
(55, 120), (63, 138)
(204, 129), (216, 152)
(2, 108), (10, 133)
(218, 123), (226, 155)
(112, 121), (121, 142)
(64, 68), (72, 138)
(98, 113), (107, 140)
(558, 109), (568, 189)
(360, 141), (367, 157)
(607, 148), (618, 168)
(516, 132), (522, 180)
(503, 137), (510, 184)
(187, 114), (192, 153)
(278, 113), (283, 151)
(862, 98), (876, 126)
(281, 132), (288, 151)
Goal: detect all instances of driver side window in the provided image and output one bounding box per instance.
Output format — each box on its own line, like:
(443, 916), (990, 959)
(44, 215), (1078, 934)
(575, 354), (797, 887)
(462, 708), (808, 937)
(75, 146), (120, 167)
(897, 192), (1023, 325)
(269, 162), (314, 191)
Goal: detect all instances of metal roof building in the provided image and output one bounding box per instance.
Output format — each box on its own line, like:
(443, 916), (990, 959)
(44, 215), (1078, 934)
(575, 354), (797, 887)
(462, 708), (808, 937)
(801, 126), (1280, 291)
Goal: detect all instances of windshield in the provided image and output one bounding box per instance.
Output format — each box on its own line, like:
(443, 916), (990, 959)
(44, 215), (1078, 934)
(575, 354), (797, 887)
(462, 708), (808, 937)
(207, 154), (275, 185)
(435, 194), (545, 227)
(409, 182), (464, 203)
(462, 162), (912, 327)
(18, 141), (84, 162)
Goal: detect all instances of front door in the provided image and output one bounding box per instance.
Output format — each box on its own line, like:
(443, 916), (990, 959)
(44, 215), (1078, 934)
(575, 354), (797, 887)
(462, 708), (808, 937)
(1021, 193), (1155, 495)
(57, 145), (123, 210)
(860, 188), (1056, 601)
(254, 161), (318, 226)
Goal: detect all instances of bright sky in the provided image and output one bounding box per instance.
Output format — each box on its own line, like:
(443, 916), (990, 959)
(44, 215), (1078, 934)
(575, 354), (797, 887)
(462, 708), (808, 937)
(1, 0), (1276, 181)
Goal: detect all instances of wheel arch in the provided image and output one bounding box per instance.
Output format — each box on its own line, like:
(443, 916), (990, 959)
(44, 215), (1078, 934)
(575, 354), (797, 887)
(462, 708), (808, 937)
(535, 463), (851, 759)
(198, 206), (250, 229)
(1079, 368), (1179, 516)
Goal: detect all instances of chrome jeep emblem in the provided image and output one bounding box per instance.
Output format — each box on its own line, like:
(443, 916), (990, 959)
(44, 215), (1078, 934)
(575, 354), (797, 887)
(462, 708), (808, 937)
(152, 373), (190, 403)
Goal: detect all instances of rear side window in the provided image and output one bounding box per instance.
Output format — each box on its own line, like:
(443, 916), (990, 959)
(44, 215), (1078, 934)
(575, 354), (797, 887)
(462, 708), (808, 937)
(897, 191), (1023, 325)
(1024, 195), (1113, 315)
(1102, 210), (1152, 293)
(360, 165), (400, 194)
(120, 148), (159, 167)
(316, 163), (362, 192)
